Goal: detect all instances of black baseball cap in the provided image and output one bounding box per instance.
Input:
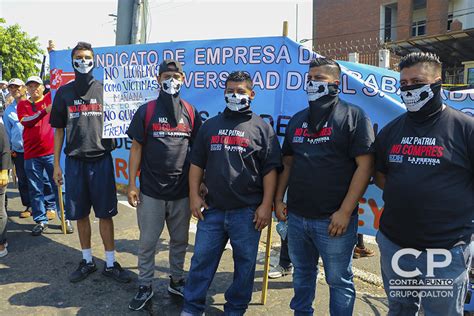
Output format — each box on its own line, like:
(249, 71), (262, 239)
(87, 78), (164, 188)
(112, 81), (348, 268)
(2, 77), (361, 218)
(159, 59), (183, 75)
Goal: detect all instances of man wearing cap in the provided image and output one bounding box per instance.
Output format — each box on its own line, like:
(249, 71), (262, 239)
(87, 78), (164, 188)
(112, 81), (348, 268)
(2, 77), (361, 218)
(4, 78), (31, 217)
(4, 79), (56, 219)
(126, 59), (202, 310)
(50, 42), (131, 283)
(17, 76), (72, 235)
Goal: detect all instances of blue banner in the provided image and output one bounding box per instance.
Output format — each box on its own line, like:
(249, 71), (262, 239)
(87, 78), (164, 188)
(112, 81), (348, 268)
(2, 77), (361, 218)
(49, 36), (474, 236)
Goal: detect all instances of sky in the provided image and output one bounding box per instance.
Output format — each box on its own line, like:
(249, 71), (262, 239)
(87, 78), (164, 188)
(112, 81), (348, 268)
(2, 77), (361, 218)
(0, 0), (313, 54)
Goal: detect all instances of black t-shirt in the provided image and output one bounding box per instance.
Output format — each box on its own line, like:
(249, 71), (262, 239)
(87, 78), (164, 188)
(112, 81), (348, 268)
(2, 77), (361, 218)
(127, 98), (202, 200)
(50, 80), (115, 160)
(191, 111), (282, 210)
(375, 106), (474, 250)
(282, 99), (375, 218)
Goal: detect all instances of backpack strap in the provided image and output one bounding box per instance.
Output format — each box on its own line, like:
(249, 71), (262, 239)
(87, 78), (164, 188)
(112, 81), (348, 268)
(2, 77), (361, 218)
(181, 99), (195, 131)
(143, 100), (156, 144)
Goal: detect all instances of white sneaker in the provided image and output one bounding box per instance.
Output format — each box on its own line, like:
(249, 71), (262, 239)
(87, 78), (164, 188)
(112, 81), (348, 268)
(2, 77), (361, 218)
(268, 265), (293, 279)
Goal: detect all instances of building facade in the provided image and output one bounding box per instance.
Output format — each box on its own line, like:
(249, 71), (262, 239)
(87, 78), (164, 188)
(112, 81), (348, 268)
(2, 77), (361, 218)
(313, 0), (474, 85)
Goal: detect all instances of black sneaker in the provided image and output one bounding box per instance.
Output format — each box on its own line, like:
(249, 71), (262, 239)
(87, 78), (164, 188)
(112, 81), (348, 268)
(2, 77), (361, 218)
(167, 276), (185, 297)
(102, 262), (131, 283)
(32, 223), (47, 236)
(129, 285), (154, 311)
(69, 259), (97, 283)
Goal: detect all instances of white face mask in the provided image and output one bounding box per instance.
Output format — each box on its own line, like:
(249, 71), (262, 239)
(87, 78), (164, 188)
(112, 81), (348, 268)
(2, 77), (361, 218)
(161, 77), (182, 95)
(225, 93), (250, 111)
(400, 84), (434, 112)
(306, 81), (330, 101)
(73, 58), (94, 74)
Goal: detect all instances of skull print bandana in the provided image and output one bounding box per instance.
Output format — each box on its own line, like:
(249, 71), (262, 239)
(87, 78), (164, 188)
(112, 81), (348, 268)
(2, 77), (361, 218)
(72, 58), (95, 97)
(225, 93), (250, 111)
(401, 83), (435, 112)
(401, 81), (443, 123)
(305, 81), (339, 101)
(306, 81), (329, 101)
(73, 58), (94, 74)
(307, 81), (339, 132)
(161, 77), (182, 96)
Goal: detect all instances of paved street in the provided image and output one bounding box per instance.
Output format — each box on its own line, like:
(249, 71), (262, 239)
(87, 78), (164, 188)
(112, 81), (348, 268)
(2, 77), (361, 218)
(0, 187), (388, 315)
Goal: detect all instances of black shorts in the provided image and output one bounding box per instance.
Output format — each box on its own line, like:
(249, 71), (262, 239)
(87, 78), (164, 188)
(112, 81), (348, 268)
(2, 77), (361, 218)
(65, 153), (118, 220)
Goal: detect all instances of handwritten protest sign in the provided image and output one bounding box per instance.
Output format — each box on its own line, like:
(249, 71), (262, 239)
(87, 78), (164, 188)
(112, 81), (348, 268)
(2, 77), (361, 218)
(102, 65), (159, 138)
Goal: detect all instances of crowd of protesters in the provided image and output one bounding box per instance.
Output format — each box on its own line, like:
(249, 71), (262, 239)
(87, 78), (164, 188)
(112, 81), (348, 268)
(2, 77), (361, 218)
(0, 41), (472, 316)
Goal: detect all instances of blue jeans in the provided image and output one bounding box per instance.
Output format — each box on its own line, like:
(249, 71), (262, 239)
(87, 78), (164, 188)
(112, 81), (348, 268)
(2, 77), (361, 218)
(24, 154), (58, 224)
(42, 176), (55, 210)
(14, 153), (54, 209)
(12, 152), (30, 207)
(288, 212), (357, 316)
(182, 206), (261, 316)
(377, 231), (472, 316)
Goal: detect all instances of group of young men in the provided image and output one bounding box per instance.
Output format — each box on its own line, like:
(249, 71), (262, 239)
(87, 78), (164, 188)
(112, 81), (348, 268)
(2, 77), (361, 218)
(122, 46), (471, 316)
(1, 40), (472, 316)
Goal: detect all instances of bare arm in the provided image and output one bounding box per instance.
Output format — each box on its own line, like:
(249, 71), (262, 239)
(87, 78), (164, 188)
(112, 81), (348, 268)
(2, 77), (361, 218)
(127, 140), (142, 207)
(274, 155), (293, 221)
(53, 128), (65, 186)
(189, 164), (208, 220)
(254, 169), (278, 231)
(328, 153), (374, 236)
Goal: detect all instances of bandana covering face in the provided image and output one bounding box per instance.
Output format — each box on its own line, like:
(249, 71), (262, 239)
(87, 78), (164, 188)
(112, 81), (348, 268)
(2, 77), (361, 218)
(306, 81), (334, 101)
(401, 83), (435, 112)
(225, 93), (250, 111)
(73, 58), (94, 74)
(161, 77), (182, 96)
(72, 57), (95, 97)
(400, 81), (443, 123)
(306, 81), (339, 132)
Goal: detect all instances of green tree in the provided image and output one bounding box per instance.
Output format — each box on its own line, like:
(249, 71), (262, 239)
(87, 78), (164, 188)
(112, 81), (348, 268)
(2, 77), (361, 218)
(0, 18), (44, 80)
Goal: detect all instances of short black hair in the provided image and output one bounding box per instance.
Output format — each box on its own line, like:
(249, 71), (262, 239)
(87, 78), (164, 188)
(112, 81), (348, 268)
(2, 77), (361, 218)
(71, 41), (94, 59)
(225, 71), (253, 90)
(309, 57), (341, 78)
(399, 52), (442, 75)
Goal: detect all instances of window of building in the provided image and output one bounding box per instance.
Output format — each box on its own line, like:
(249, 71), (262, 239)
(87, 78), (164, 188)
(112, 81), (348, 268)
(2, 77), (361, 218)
(447, 13), (453, 30)
(384, 6), (392, 41)
(382, 3), (398, 42)
(412, 20), (426, 36)
(413, 0), (427, 10)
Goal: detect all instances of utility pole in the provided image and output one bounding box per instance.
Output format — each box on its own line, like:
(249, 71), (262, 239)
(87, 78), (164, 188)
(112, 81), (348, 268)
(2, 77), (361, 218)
(115, 0), (134, 45)
(116, 0), (148, 45)
(131, 0), (148, 44)
(141, 0), (148, 43)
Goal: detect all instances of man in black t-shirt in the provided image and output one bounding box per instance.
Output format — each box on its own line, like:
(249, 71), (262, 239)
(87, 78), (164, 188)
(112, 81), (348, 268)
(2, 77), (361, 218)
(375, 52), (473, 315)
(50, 42), (130, 284)
(126, 60), (202, 311)
(181, 71), (281, 316)
(275, 58), (375, 315)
